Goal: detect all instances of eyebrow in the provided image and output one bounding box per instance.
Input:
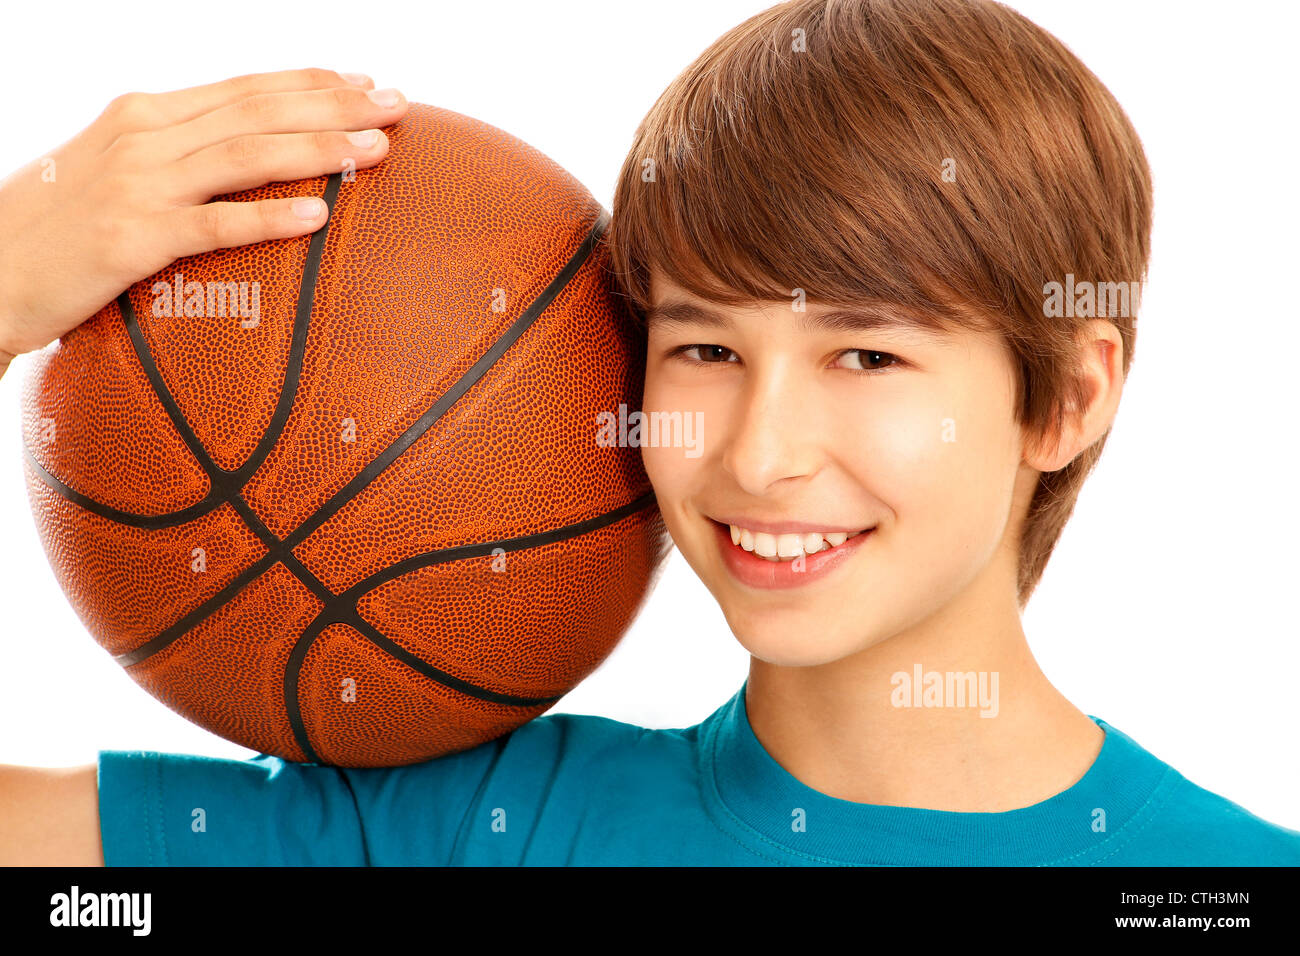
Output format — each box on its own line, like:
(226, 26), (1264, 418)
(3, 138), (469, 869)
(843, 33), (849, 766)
(641, 299), (950, 339)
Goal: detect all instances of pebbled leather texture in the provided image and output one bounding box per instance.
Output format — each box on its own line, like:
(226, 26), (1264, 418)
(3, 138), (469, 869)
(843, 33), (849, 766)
(21, 103), (670, 767)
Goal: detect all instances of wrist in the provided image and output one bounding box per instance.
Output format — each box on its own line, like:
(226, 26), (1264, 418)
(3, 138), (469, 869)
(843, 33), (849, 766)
(0, 292), (19, 377)
(0, 280), (28, 375)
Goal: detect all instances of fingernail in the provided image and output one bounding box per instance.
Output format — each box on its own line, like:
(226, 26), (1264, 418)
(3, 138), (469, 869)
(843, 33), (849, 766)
(340, 72), (371, 86)
(347, 129), (380, 148)
(367, 88), (401, 108)
(293, 198), (325, 220)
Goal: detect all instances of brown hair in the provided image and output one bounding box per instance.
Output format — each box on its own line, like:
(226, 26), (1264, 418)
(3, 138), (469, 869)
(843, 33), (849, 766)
(606, 0), (1153, 606)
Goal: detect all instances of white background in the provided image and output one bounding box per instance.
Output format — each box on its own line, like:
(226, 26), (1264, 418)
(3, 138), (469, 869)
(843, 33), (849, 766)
(1, 0), (1296, 832)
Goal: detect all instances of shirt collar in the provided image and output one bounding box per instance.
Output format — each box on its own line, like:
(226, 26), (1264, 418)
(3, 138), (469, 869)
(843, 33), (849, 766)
(701, 679), (1171, 865)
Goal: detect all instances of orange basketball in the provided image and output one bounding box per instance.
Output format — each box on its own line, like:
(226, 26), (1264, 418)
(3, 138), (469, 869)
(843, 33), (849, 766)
(21, 103), (669, 768)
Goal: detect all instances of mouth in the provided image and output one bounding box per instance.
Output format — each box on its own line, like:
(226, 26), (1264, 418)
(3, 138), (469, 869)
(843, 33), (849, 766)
(708, 518), (874, 562)
(706, 517), (876, 590)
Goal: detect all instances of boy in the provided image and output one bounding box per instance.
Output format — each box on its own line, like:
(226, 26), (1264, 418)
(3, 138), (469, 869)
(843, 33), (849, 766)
(2, 0), (1297, 865)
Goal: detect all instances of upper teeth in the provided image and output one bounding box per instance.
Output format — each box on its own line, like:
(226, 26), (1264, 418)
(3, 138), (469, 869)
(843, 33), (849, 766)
(728, 524), (865, 561)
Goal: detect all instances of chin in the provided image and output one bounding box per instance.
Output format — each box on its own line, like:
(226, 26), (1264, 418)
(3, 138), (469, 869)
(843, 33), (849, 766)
(722, 607), (873, 668)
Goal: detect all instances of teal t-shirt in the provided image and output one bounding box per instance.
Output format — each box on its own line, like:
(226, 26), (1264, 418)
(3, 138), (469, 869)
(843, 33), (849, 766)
(97, 681), (1300, 866)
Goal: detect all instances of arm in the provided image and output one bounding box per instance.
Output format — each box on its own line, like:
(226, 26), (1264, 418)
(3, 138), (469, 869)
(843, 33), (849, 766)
(0, 67), (408, 381)
(0, 68), (408, 862)
(0, 764), (103, 865)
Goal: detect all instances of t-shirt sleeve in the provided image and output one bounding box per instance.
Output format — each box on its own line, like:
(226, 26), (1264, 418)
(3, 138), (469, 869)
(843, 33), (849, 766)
(96, 739), (502, 866)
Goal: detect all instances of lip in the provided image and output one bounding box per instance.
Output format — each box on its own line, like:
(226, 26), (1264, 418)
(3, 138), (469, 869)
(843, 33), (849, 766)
(711, 518), (874, 590)
(709, 514), (872, 535)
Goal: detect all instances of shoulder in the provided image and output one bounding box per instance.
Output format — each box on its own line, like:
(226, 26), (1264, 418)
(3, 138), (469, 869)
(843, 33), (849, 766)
(496, 708), (703, 775)
(1148, 774), (1300, 865)
(468, 708), (712, 813)
(1095, 719), (1300, 866)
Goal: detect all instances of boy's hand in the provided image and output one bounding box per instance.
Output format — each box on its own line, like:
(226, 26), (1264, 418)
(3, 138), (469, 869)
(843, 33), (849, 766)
(0, 68), (408, 376)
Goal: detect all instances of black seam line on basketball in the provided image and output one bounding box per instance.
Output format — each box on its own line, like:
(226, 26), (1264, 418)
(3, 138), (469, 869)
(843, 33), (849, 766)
(113, 549), (278, 667)
(347, 609), (564, 706)
(21, 302), (221, 524)
(33, 188), (340, 662)
(109, 177), (344, 669)
(27, 174), (343, 527)
(282, 206), (610, 760)
(282, 612), (330, 764)
(278, 207), (612, 555)
(281, 611), (566, 769)
(282, 606), (559, 769)
(114, 208), (611, 676)
(106, 486), (337, 669)
(279, 487), (656, 752)
(23, 446), (222, 529)
(221, 491), (338, 606)
(229, 172), (342, 487)
(338, 487), (657, 606)
(279, 489), (655, 761)
(111, 554), (333, 670)
(105, 496), (339, 668)
(110, 208), (608, 681)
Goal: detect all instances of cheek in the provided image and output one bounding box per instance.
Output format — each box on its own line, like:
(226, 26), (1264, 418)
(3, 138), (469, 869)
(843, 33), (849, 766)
(639, 374), (718, 509)
(640, 375), (674, 493)
(640, 441), (685, 504)
(852, 378), (1019, 544)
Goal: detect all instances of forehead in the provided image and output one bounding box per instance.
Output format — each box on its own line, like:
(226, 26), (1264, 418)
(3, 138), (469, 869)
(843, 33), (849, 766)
(644, 269), (956, 342)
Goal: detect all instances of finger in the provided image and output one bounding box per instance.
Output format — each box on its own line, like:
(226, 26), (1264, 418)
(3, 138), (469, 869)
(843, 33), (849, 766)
(154, 68), (376, 122)
(166, 128), (390, 203)
(88, 69), (375, 150)
(158, 85), (407, 162)
(165, 195), (330, 260)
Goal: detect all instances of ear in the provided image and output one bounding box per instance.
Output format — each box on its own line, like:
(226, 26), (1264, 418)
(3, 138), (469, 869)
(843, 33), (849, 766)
(1023, 320), (1126, 472)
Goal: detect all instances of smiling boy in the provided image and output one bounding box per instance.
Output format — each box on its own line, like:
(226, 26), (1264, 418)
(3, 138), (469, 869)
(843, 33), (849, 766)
(637, 270), (1111, 816)
(3, 0), (1299, 866)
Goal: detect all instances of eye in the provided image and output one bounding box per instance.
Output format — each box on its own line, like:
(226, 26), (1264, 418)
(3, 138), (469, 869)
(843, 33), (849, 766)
(666, 344), (739, 365)
(834, 349), (903, 375)
(664, 344), (904, 375)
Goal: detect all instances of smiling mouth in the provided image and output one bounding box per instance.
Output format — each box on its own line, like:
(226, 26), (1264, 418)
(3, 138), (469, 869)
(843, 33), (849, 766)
(709, 518), (873, 562)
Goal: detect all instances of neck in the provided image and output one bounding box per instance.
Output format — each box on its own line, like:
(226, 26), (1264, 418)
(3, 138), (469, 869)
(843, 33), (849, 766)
(744, 579), (1103, 813)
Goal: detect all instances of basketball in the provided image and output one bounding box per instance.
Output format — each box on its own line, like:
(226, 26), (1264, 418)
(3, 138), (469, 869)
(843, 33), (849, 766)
(20, 103), (669, 768)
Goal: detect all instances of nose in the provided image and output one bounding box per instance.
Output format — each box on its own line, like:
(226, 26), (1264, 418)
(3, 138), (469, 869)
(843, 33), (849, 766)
(721, 363), (822, 496)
